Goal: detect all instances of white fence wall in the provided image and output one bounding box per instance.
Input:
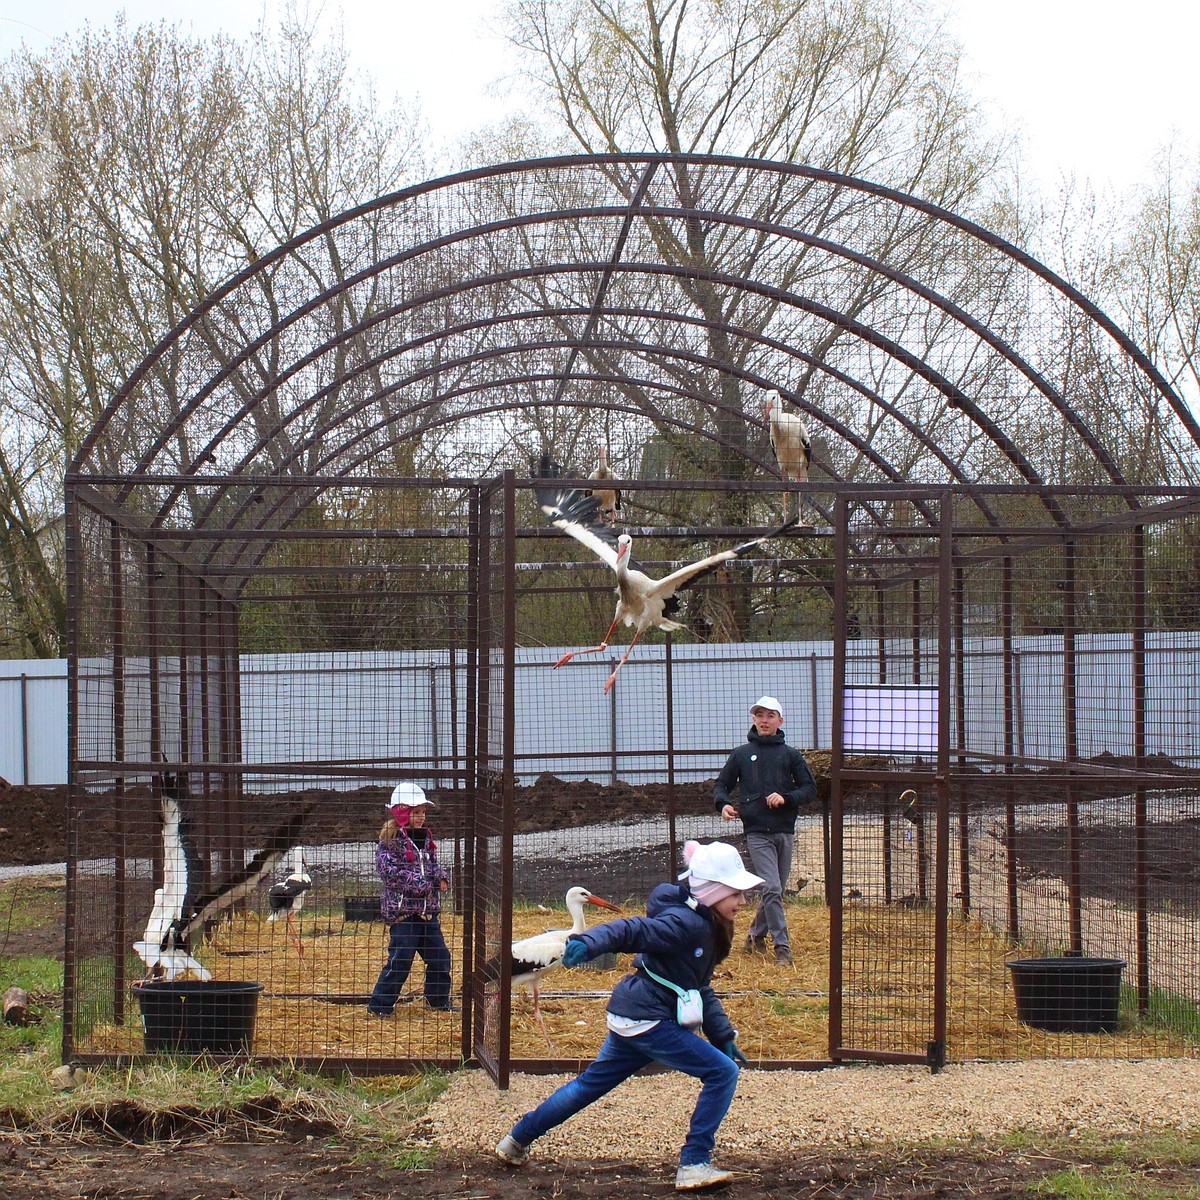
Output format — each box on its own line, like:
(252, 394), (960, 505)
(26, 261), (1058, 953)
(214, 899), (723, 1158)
(6, 633), (1200, 787)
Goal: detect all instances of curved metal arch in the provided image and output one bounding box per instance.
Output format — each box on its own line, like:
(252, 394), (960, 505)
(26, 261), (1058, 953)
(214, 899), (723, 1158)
(157, 244), (1054, 538)
(135, 193), (1111, 517)
(75, 151), (1200, 485)
(189, 296), (1006, 541)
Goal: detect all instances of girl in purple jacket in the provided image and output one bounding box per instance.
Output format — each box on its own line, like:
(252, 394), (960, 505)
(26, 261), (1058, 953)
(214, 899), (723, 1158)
(366, 783), (455, 1014)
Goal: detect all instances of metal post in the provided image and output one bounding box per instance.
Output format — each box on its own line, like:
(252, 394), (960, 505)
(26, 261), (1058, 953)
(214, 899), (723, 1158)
(828, 497), (847, 1059)
(1132, 526), (1149, 1012)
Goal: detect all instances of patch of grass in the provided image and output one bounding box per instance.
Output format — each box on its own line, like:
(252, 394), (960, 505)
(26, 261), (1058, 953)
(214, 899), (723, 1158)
(1026, 1163), (1200, 1199)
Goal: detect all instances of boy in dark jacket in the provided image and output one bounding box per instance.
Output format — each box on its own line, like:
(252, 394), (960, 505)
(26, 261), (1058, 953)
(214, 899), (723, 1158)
(714, 695), (818, 965)
(495, 840), (763, 1192)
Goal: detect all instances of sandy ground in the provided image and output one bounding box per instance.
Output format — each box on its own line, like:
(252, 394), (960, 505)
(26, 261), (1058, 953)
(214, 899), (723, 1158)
(420, 1058), (1200, 1162)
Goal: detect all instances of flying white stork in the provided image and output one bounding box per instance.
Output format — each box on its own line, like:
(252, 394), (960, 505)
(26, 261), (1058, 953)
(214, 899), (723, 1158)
(536, 459), (796, 693)
(764, 388), (812, 525)
(134, 787), (314, 981)
(267, 846), (312, 957)
(485, 885), (621, 1047)
(588, 445), (621, 524)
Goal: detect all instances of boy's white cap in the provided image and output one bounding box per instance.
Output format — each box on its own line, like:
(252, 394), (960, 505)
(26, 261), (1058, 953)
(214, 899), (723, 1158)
(386, 782), (433, 810)
(679, 840), (764, 892)
(750, 695), (783, 716)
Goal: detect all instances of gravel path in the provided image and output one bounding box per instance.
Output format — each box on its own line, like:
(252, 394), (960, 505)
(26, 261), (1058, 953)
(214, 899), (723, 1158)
(421, 1059), (1200, 1162)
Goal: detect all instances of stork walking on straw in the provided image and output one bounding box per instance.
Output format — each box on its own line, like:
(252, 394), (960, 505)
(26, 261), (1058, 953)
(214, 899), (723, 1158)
(484, 885), (621, 1048)
(268, 846), (312, 957)
(535, 458), (796, 692)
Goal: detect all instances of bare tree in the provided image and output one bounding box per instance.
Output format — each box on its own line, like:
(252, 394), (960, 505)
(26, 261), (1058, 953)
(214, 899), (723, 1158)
(0, 15), (423, 656)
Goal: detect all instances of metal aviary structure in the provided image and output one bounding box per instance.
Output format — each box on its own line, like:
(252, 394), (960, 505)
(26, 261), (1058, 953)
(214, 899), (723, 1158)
(64, 154), (1200, 1078)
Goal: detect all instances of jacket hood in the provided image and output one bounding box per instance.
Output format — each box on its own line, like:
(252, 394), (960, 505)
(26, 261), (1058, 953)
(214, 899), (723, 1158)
(645, 880), (692, 918)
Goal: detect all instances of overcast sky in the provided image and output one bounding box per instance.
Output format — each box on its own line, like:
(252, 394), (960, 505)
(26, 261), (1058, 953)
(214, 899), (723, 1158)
(4, 0), (1197, 196)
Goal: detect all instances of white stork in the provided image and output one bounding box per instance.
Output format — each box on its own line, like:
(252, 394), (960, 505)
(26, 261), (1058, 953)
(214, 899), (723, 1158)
(133, 795), (211, 981)
(486, 885), (621, 1047)
(267, 846), (312, 957)
(588, 445), (621, 524)
(764, 389), (812, 525)
(134, 787), (314, 981)
(536, 459), (796, 693)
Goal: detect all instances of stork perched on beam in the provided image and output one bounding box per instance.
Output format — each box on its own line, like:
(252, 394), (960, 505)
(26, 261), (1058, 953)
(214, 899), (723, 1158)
(268, 846), (312, 957)
(484, 886), (621, 1048)
(535, 456), (796, 692)
(764, 388), (812, 526)
(588, 445), (621, 524)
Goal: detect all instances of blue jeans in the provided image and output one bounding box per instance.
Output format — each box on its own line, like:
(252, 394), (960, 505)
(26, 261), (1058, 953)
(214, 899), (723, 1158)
(510, 1024), (739, 1167)
(745, 831), (794, 950)
(367, 915), (452, 1012)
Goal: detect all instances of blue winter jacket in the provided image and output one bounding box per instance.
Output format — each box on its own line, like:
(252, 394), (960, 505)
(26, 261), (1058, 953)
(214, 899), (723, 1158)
(566, 880), (737, 1046)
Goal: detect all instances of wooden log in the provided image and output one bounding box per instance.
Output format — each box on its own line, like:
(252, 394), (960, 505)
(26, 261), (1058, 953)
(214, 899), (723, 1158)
(3, 985), (30, 1025)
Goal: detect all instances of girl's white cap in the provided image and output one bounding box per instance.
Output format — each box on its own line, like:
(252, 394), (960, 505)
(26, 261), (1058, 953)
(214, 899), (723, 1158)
(386, 782), (433, 810)
(679, 840), (764, 892)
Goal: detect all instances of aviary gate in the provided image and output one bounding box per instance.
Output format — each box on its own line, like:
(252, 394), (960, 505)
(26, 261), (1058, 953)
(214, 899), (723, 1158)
(64, 154), (1200, 1080)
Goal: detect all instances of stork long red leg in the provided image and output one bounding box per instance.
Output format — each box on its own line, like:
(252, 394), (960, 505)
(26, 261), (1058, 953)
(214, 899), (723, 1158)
(530, 981), (554, 1050)
(286, 912), (304, 958)
(554, 614), (621, 668)
(603, 628), (645, 693)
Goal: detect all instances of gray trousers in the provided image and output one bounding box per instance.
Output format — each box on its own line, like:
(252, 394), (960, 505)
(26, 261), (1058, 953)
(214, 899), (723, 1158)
(744, 831), (794, 950)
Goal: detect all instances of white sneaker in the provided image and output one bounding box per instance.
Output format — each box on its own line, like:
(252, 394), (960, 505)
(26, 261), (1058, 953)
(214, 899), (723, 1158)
(495, 1134), (529, 1166)
(675, 1162), (734, 1190)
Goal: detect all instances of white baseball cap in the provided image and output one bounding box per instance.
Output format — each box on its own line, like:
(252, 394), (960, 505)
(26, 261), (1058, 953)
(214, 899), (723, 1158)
(679, 840), (764, 892)
(750, 695), (783, 716)
(386, 782), (434, 810)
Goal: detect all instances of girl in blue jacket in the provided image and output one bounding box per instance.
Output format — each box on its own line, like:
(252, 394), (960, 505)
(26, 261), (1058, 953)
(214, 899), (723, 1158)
(495, 840), (763, 1193)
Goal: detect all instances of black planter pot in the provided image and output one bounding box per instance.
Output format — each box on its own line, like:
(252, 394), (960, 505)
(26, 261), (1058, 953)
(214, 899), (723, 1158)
(133, 980), (264, 1054)
(1007, 957), (1126, 1033)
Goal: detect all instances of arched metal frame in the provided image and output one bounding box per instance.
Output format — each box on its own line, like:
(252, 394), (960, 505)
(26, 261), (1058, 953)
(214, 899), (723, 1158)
(64, 154), (1200, 1074)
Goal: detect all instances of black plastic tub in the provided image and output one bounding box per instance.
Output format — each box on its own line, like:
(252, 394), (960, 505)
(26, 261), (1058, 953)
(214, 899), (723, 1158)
(1007, 957), (1126, 1033)
(133, 980), (264, 1054)
(343, 896), (383, 922)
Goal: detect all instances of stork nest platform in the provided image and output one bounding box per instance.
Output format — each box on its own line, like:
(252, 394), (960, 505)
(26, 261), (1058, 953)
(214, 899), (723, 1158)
(79, 899), (1190, 1064)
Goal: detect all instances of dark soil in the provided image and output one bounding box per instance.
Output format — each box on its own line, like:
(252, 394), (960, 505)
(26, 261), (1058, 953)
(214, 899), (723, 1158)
(0, 1137), (1182, 1200)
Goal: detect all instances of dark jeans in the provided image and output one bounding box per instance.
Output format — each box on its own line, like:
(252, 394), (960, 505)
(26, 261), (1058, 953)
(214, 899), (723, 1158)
(367, 915), (453, 1012)
(510, 1024), (739, 1167)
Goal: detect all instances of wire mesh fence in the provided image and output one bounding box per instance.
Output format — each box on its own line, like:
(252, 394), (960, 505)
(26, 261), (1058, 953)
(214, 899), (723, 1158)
(62, 476), (1200, 1074)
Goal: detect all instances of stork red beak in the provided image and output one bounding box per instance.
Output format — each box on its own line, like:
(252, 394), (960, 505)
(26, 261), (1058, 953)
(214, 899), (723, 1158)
(587, 894), (622, 912)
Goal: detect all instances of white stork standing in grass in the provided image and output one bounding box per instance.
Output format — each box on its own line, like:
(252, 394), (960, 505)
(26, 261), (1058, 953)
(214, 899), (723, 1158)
(485, 886), (621, 1048)
(267, 846), (312, 957)
(133, 787), (314, 981)
(535, 457), (796, 693)
(764, 388), (812, 526)
(588, 445), (621, 524)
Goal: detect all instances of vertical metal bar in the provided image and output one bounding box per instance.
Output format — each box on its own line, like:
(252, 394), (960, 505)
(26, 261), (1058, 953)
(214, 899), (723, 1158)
(911, 578), (922, 685)
(108, 521), (128, 1025)
(499, 470), (518, 1089)
(876, 584), (887, 685)
(19, 673), (29, 784)
(461, 488), (480, 1061)
(809, 652), (819, 748)
(828, 497), (847, 1059)
(1132, 526), (1149, 1013)
(218, 599), (240, 895)
(1062, 540), (1083, 954)
(1002, 558), (1019, 940)
(429, 663), (440, 788)
(609, 655), (619, 784)
(930, 493), (952, 1071)
(666, 635), (678, 874)
(62, 485), (81, 1061)
(953, 565), (970, 916)
(146, 545), (162, 778)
